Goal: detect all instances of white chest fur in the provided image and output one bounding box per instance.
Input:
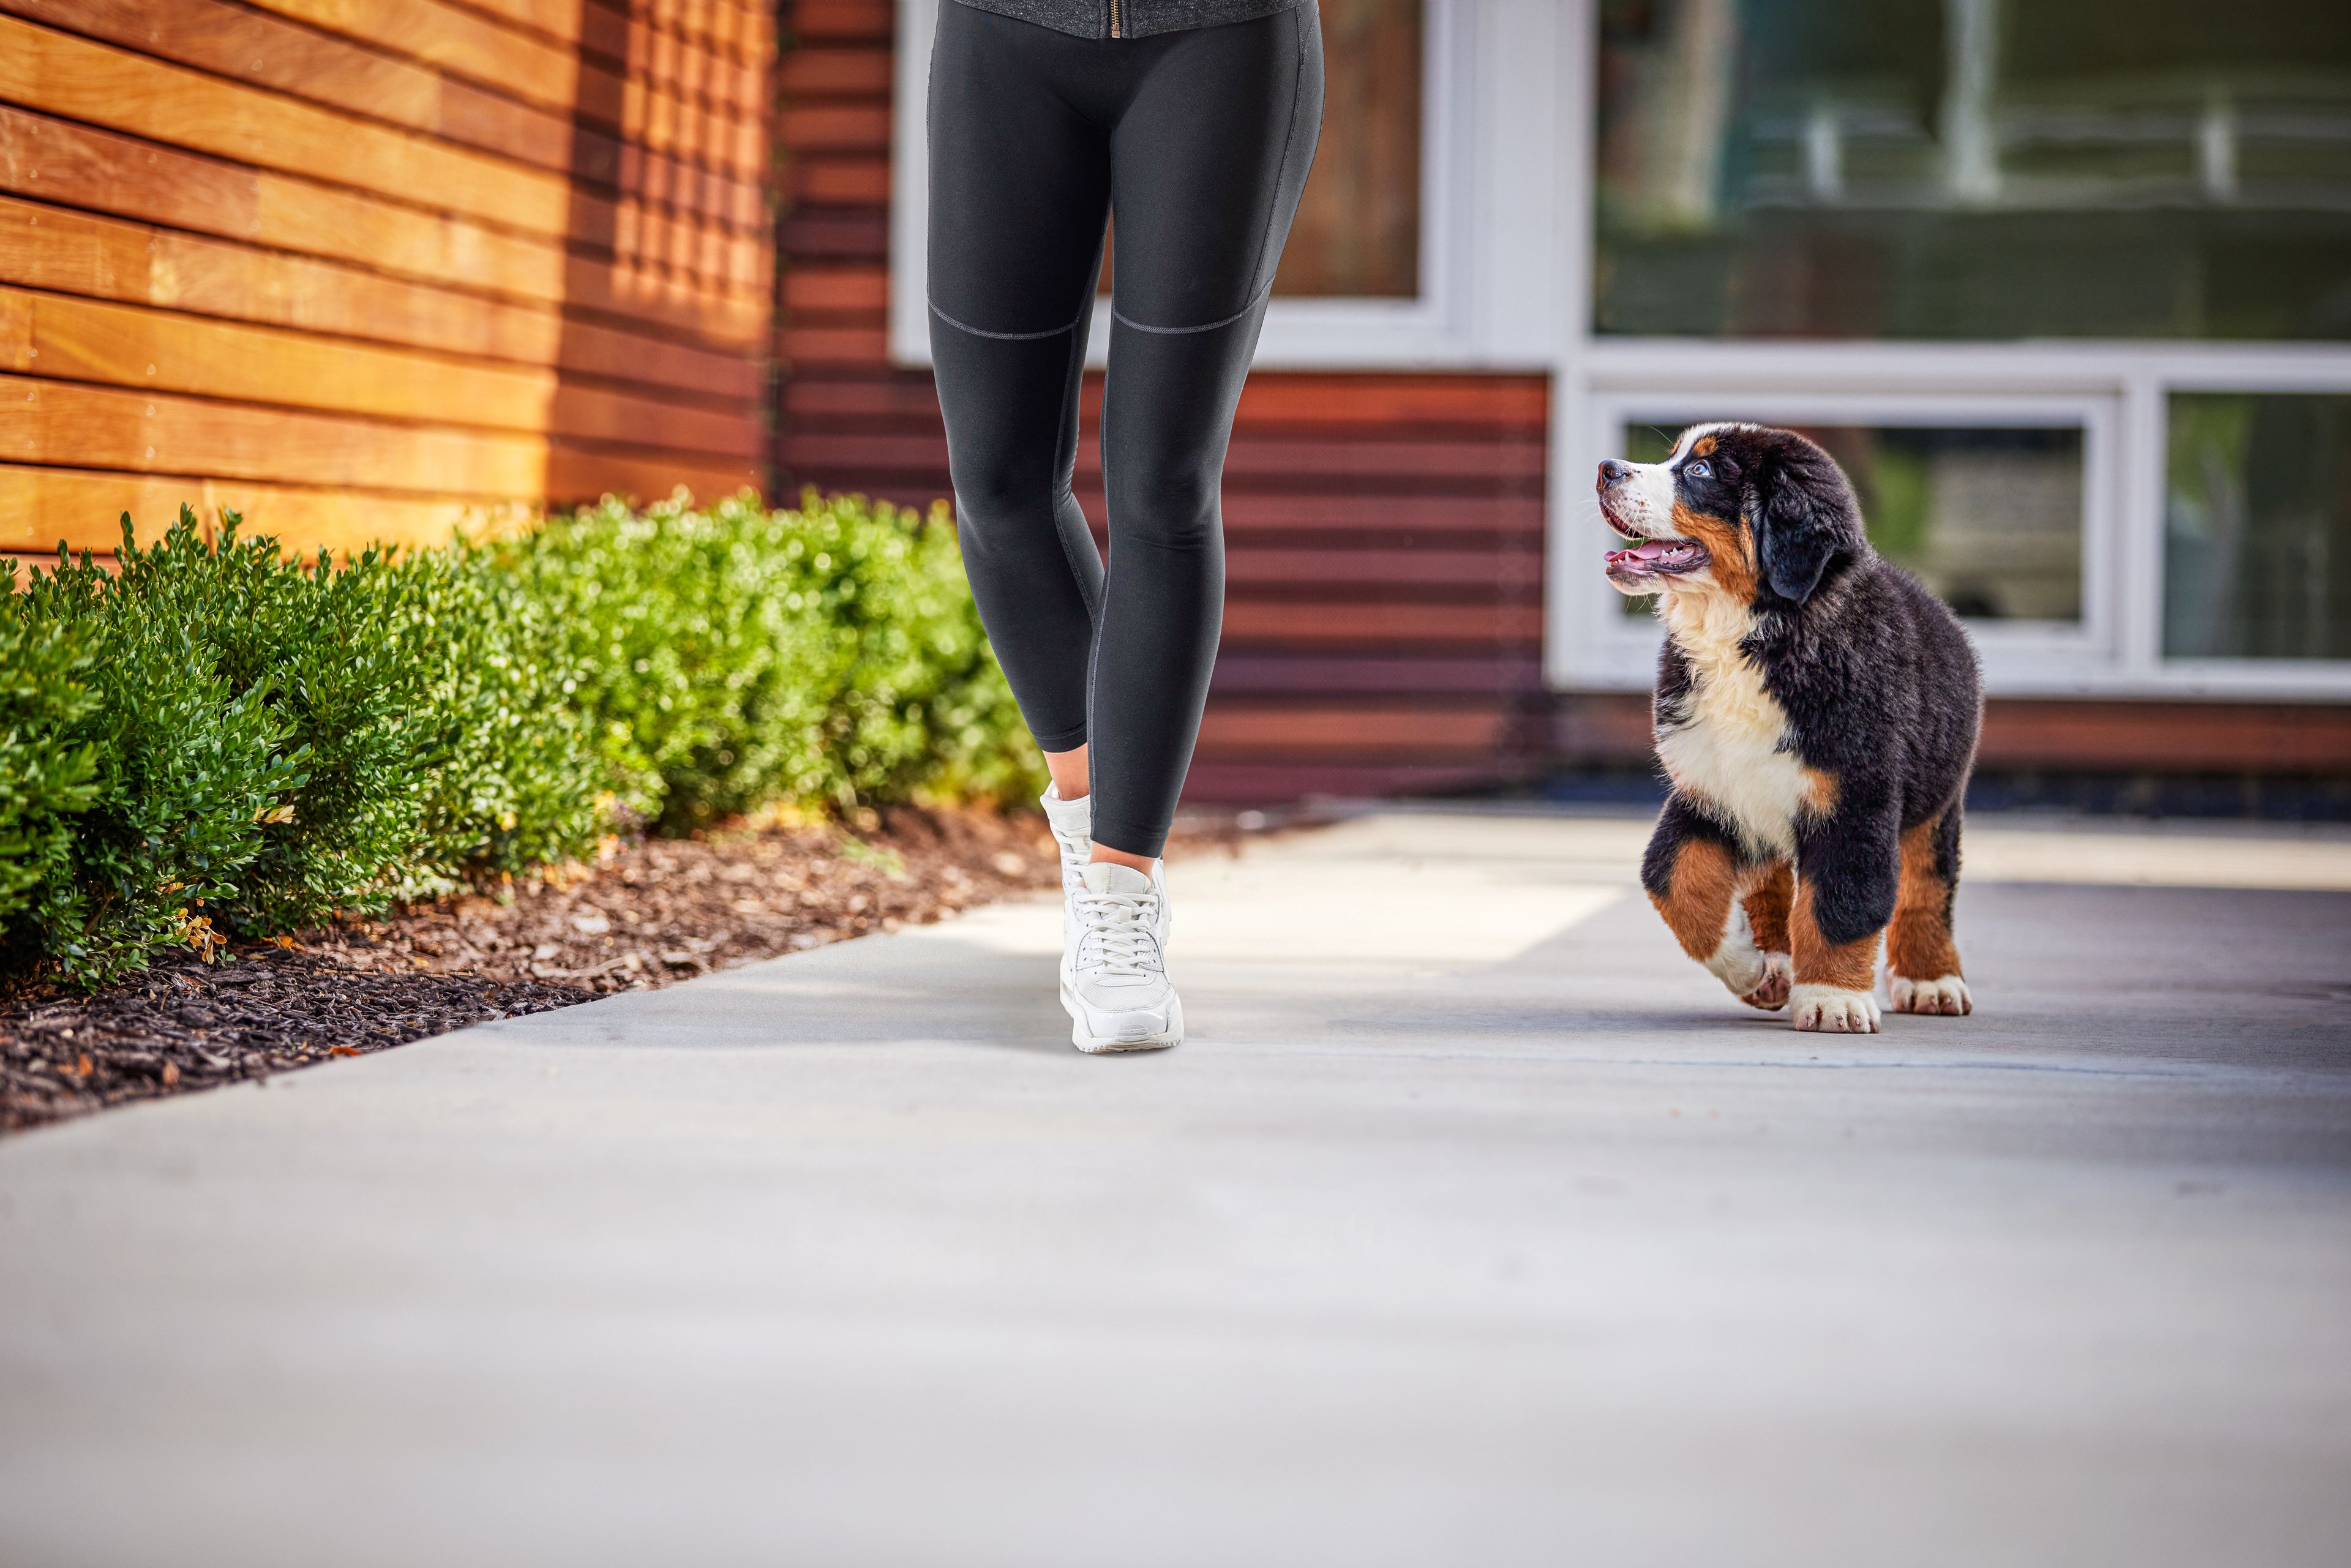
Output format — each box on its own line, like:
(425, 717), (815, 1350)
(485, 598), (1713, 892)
(1654, 594), (1812, 858)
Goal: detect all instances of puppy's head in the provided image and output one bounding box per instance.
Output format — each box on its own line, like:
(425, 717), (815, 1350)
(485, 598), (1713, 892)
(1597, 424), (1865, 607)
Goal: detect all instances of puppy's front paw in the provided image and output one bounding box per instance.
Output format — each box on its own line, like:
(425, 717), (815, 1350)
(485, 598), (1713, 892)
(1703, 941), (1767, 999)
(1739, 951), (1792, 1010)
(1889, 974), (1972, 1016)
(1791, 984), (1880, 1033)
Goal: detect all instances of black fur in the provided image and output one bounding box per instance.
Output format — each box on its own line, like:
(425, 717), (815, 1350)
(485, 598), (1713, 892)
(1637, 426), (1981, 958)
(1747, 434), (1865, 606)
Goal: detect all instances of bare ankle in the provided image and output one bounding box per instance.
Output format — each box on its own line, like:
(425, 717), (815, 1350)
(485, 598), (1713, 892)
(1087, 843), (1155, 874)
(1043, 743), (1089, 802)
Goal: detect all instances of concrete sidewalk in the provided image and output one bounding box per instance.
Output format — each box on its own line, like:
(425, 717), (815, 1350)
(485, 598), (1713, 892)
(4, 811), (2350, 1567)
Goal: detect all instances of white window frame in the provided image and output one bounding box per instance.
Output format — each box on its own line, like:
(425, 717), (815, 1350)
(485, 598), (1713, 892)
(888, 0), (1565, 369)
(1542, 0), (2351, 701)
(1562, 380), (2124, 695)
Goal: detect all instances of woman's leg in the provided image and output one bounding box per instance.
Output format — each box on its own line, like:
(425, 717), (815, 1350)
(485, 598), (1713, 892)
(1086, 3), (1325, 860)
(925, 2), (1112, 763)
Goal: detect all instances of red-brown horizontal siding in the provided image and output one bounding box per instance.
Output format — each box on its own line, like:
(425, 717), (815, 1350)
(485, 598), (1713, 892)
(1981, 699), (2351, 774)
(1551, 694), (2351, 776)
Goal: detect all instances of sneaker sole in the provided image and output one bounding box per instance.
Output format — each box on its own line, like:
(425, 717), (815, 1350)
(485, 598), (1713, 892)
(1060, 982), (1182, 1054)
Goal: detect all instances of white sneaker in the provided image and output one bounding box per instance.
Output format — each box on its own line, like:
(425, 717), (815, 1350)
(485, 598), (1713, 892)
(1040, 785), (1092, 895)
(1060, 861), (1182, 1054)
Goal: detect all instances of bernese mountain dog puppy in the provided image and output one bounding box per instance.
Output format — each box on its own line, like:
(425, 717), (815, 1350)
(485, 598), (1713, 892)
(1599, 424), (1981, 1033)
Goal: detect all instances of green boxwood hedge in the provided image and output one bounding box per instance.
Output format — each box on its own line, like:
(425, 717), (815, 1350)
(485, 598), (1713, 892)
(0, 490), (1041, 985)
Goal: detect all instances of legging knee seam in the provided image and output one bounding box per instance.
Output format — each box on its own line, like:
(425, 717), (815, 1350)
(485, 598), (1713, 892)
(1109, 279), (1274, 336)
(929, 298), (1088, 341)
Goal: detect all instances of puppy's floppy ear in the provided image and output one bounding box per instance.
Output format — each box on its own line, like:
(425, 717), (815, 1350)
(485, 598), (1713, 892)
(1750, 435), (1862, 604)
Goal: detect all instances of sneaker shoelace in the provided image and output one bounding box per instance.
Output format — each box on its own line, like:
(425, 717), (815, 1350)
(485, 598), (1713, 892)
(1073, 888), (1163, 981)
(1050, 824), (1090, 888)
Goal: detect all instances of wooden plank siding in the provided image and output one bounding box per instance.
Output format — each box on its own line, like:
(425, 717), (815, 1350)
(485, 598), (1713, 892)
(1547, 692), (2351, 777)
(0, 0), (776, 557)
(771, 0), (1552, 805)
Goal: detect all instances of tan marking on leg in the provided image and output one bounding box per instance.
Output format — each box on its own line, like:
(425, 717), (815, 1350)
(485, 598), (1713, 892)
(1888, 819), (1962, 981)
(1740, 860), (1791, 954)
(1790, 879), (1880, 992)
(1648, 837), (1739, 962)
(1888, 816), (1971, 1015)
(1801, 767), (1839, 816)
(1671, 503), (1758, 604)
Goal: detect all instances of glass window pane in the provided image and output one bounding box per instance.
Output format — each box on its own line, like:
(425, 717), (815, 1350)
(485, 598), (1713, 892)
(1100, 0), (1422, 300)
(1617, 422), (2085, 621)
(2164, 392), (2351, 659)
(1279, 0), (1422, 296)
(1594, 0), (2351, 340)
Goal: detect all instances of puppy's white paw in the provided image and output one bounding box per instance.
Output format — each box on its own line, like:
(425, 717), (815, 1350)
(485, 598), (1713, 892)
(1889, 974), (1972, 1016)
(1702, 906), (1769, 999)
(1791, 984), (1880, 1034)
(1739, 951), (1792, 1011)
(1705, 945), (1765, 997)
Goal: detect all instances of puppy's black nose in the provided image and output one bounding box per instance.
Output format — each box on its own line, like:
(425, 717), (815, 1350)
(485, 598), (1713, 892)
(1597, 459), (1631, 490)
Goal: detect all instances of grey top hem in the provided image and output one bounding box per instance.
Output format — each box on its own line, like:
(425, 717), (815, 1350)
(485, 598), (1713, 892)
(948, 0), (1306, 42)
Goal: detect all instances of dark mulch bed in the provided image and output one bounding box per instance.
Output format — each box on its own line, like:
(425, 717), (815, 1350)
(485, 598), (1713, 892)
(1, 806), (1065, 1135)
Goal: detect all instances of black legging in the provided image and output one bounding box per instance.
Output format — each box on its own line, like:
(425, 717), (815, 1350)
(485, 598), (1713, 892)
(927, 0), (1323, 858)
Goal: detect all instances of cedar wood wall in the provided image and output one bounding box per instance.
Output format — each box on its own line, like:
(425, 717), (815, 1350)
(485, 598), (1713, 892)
(0, 0), (775, 555)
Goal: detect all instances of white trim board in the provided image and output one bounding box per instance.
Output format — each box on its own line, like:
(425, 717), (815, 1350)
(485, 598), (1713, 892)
(1543, 338), (2351, 702)
(1554, 386), (2126, 697)
(887, 0), (1565, 370)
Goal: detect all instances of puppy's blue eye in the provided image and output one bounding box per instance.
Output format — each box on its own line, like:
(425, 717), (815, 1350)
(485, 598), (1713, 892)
(1684, 460), (1711, 479)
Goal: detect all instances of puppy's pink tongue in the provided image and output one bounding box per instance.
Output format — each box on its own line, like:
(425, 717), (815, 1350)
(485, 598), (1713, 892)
(1605, 541), (1674, 564)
